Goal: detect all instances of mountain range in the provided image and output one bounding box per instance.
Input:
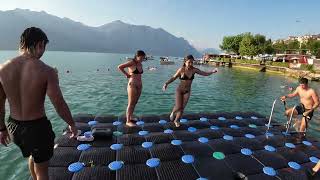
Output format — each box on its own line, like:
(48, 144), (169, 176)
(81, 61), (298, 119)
(0, 9), (201, 57)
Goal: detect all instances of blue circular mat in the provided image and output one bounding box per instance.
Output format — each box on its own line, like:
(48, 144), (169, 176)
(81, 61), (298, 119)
(68, 162), (84, 172)
(188, 127), (197, 133)
(138, 130), (149, 136)
(263, 167), (276, 176)
(108, 161), (124, 171)
(241, 148), (253, 156)
(84, 131), (92, 137)
(136, 121), (145, 126)
(303, 141), (312, 146)
(230, 125), (240, 129)
(223, 135), (233, 141)
(142, 142), (153, 149)
(210, 126), (219, 130)
(310, 156), (320, 163)
(88, 120), (98, 126)
(164, 129), (173, 134)
(171, 139), (182, 146)
(264, 145), (276, 152)
(110, 144), (123, 151)
(181, 155), (194, 164)
(198, 137), (209, 143)
(77, 144), (91, 151)
(112, 121), (122, 126)
(197, 178), (208, 180)
(245, 134), (255, 139)
(146, 158), (160, 168)
(288, 161), (301, 170)
(159, 120), (167, 124)
(285, 143), (295, 149)
(180, 119), (188, 123)
(218, 117), (227, 121)
(200, 117), (208, 122)
(218, 117), (226, 121)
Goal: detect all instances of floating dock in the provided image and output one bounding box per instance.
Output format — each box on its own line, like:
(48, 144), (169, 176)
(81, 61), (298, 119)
(46, 112), (320, 180)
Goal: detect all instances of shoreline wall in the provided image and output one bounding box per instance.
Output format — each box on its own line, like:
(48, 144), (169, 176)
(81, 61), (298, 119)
(208, 62), (320, 81)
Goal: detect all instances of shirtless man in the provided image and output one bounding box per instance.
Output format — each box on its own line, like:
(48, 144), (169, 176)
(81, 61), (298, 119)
(281, 78), (319, 133)
(0, 27), (78, 180)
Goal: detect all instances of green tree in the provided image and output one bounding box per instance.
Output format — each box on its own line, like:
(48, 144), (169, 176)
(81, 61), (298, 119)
(219, 34), (244, 54)
(263, 39), (274, 54)
(300, 42), (307, 49)
(287, 40), (300, 50)
(306, 40), (320, 57)
(272, 40), (287, 53)
(239, 33), (259, 57)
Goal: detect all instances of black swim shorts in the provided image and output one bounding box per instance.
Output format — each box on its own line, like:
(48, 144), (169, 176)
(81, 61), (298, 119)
(7, 116), (55, 163)
(295, 103), (314, 120)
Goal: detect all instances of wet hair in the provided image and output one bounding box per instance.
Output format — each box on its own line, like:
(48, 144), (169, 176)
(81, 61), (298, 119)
(299, 77), (308, 85)
(19, 27), (49, 55)
(182, 54), (194, 67)
(133, 50), (146, 61)
(181, 54), (194, 76)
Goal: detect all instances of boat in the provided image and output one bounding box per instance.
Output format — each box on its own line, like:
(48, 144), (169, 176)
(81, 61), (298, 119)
(145, 55), (154, 60)
(193, 58), (204, 65)
(160, 57), (175, 65)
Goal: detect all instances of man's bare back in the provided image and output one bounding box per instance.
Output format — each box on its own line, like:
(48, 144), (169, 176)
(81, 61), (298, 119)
(0, 55), (55, 120)
(0, 27), (79, 180)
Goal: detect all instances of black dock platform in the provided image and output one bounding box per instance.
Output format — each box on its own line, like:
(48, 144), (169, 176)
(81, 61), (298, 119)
(48, 112), (320, 180)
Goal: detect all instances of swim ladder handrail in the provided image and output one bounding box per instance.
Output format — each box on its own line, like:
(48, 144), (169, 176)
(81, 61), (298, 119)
(285, 105), (297, 134)
(266, 99), (298, 135)
(266, 99), (296, 133)
(266, 99), (277, 133)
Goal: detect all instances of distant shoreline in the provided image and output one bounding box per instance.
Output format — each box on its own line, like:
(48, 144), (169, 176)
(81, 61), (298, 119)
(207, 62), (320, 81)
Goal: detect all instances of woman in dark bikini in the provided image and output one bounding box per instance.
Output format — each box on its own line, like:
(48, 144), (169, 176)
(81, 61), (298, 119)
(163, 55), (217, 127)
(118, 50), (146, 127)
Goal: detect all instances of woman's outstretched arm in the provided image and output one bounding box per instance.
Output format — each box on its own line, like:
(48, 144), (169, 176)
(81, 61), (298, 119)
(194, 67), (217, 76)
(162, 68), (182, 91)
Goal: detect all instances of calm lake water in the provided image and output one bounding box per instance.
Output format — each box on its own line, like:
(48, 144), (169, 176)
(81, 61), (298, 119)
(0, 51), (320, 179)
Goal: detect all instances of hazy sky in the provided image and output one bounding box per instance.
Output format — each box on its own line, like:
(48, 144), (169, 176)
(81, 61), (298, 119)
(1, 0), (319, 50)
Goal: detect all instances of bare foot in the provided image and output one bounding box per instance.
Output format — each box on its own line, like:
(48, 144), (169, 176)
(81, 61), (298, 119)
(126, 121), (136, 127)
(174, 120), (180, 127)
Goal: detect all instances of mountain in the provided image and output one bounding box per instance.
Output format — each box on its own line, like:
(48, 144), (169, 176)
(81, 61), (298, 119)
(0, 9), (200, 57)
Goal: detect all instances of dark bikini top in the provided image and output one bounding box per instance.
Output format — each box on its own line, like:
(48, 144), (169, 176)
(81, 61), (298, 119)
(180, 73), (194, 80)
(132, 67), (143, 74)
(131, 61), (143, 74)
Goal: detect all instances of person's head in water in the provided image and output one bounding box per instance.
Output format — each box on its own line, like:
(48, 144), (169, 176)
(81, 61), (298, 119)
(133, 50), (146, 62)
(19, 27), (49, 59)
(299, 77), (308, 89)
(183, 55), (194, 69)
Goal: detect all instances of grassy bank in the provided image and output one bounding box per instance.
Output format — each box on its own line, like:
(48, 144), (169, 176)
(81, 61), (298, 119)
(209, 58), (320, 81)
